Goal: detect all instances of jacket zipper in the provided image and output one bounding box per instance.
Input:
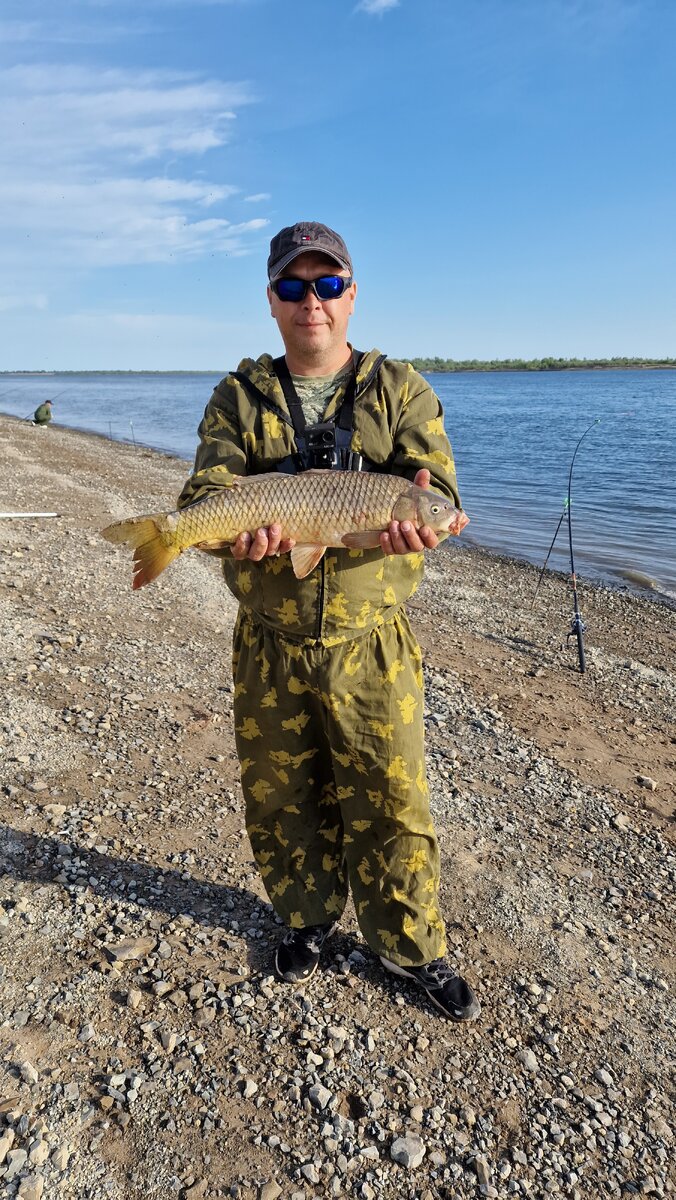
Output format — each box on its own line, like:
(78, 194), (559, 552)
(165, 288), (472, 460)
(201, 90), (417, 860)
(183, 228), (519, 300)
(314, 556), (326, 643)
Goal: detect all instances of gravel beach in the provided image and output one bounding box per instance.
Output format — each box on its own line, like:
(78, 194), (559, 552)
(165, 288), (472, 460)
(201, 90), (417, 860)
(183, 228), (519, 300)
(1, 413), (674, 1200)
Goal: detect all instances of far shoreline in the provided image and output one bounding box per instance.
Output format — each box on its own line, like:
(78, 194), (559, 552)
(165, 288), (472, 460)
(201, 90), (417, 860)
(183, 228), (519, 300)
(2, 359), (676, 377)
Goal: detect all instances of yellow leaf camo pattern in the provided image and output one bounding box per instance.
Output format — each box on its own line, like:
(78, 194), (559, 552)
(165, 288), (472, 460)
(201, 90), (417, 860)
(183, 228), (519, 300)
(178, 349), (458, 966)
(232, 607), (446, 966)
(177, 350), (461, 647)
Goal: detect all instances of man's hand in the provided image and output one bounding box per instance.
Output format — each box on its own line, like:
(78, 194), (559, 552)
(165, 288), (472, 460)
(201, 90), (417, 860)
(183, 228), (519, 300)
(379, 468), (440, 556)
(231, 523), (296, 562)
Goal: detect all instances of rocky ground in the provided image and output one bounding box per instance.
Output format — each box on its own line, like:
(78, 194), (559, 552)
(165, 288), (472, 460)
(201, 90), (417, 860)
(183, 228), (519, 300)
(0, 413), (674, 1200)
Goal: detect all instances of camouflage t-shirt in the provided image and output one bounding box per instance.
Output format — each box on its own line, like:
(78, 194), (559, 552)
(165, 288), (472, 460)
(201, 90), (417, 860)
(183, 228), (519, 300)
(290, 362), (353, 425)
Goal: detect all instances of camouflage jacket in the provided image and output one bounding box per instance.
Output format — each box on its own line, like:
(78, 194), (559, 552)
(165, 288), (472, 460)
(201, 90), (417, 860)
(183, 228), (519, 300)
(178, 348), (460, 646)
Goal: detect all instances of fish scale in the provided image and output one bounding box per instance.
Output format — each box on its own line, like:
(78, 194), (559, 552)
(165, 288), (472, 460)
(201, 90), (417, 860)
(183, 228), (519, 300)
(175, 470), (409, 548)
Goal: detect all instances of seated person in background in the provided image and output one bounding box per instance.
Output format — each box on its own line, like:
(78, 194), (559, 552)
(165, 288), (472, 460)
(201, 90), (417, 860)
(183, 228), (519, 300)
(33, 399), (53, 426)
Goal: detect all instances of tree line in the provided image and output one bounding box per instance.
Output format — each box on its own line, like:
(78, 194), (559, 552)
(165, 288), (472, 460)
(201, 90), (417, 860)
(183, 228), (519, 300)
(408, 356), (676, 373)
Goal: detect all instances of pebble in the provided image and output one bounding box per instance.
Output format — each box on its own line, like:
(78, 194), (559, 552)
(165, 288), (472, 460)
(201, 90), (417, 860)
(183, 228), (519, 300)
(259, 1184), (282, 1200)
(390, 1134), (426, 1168)
(517, 1048), (539, 1073)
(51, 1144), (70, 1171)
(474, 1155), (491, 1185)
(19, 1060), (39, 1085)
(105, 936), (157, 963)
(18, 1177), (44, 1200)
(308, 1084), (333, 1110)
(184, 1180), (208, 1200)
(28, 1137), (50, 1166)
(4, 1149), (29, 1181)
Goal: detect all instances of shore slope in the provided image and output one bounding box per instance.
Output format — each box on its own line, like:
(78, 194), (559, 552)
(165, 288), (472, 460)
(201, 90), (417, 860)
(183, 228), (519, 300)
(1, 415), (673, 1200)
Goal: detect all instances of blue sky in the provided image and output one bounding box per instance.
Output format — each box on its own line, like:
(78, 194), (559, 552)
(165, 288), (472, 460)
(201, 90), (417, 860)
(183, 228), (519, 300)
(1, 0), (674, 369)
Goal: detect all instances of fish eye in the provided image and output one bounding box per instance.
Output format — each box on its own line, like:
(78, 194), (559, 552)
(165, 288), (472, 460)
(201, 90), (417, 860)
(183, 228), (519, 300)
(430, 504), (440, 514)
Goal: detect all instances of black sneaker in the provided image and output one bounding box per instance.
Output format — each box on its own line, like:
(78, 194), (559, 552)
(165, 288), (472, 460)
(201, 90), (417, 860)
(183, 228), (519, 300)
(275, 922), (336, 983)
(380, 956), (481, 1021)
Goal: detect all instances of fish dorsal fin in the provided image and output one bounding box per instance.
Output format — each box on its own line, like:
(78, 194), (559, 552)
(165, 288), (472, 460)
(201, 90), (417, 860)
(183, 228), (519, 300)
(341, 530), (383, 550)
(290, 544), (327, 578)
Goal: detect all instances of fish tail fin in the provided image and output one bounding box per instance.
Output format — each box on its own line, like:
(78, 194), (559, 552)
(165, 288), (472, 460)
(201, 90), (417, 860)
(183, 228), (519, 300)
(101, 515), (180, 589)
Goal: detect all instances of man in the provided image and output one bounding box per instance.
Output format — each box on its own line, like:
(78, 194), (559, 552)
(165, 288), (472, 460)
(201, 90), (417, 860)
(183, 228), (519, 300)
(179, 221), (480, 1021)
(33, 399), (53, 425)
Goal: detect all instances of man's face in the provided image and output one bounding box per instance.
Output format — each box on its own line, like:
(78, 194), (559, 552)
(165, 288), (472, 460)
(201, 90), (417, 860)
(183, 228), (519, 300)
(267, 251), (357, 367)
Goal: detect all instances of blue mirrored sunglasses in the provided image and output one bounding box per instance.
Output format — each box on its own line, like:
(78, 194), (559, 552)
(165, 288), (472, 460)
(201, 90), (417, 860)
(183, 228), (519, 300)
(271, 274), (353, 302)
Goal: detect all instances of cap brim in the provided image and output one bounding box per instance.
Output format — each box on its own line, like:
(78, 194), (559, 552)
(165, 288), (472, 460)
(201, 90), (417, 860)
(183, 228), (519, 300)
(269, 246), (351, 280)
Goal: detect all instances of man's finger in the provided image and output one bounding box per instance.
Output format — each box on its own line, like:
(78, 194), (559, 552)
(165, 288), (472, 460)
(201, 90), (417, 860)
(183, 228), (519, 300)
(414, 468), (431, 489)
(231, 531), (252, 560)
(386, 521), (409, 555)
(419, 525), (439, 549)
(248, 528), (269, 561)
(266, 523), (283, 555)
(399, 520), (424, 552)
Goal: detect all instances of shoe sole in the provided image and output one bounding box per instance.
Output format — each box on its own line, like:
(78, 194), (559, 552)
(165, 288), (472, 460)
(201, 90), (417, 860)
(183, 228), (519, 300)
(380, 957), (481, 1021)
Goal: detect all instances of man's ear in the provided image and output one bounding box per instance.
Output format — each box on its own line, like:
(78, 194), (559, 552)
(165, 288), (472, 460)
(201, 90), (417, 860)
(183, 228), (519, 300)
(348, 281), (357, 316)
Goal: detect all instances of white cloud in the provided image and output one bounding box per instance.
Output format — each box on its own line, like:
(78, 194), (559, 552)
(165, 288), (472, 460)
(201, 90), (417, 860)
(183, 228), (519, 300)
(1, 65), (252, 165)
(245, 193), (271, 203)
(356, 0), (399, 14)
(0, 63), (268, 271)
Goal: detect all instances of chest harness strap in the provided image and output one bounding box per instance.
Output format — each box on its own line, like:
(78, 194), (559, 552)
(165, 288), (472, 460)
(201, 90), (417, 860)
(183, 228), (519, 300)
(272, 350), (387, 473)
(230, 351), (387, 474)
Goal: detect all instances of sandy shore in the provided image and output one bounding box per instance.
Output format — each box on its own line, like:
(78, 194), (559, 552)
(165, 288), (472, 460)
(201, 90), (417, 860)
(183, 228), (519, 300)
(0, 414), (673, 1200)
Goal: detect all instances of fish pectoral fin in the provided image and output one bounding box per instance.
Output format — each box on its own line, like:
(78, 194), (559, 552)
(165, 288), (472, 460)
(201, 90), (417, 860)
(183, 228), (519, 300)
(194, 538), (232, 550)
(290, 544), (327, 578)
(341, 530), (384, 550)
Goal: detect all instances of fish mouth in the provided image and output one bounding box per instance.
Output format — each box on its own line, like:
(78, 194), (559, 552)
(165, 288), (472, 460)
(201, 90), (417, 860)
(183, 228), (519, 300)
(445, 510), (470, 535)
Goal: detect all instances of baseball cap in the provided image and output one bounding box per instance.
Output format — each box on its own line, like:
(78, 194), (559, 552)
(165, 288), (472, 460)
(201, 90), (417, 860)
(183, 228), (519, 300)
(267, 222), (353, 280)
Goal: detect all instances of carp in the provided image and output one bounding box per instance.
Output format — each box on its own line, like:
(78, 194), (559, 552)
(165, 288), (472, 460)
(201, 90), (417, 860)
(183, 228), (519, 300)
(101, 468), (469, 588)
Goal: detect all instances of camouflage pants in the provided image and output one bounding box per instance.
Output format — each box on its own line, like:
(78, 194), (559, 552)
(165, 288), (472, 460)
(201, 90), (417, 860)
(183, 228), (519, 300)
(232, 607), (446, 966)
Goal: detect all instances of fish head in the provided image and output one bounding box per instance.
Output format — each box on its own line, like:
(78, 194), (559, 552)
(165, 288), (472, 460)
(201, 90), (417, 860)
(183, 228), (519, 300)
(393, 486), (469, 536)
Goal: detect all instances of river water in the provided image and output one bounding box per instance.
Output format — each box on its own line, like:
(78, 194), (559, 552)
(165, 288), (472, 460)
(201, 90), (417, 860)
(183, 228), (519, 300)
(2, 368), (674, 598)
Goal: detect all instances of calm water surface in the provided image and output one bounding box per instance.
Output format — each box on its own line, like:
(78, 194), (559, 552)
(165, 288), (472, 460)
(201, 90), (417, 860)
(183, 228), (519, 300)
(2, 369), (674, 597)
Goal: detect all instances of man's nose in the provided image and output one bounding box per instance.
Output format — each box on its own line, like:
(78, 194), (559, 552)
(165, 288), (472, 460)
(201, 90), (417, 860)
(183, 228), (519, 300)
(301, 284), (321, 309)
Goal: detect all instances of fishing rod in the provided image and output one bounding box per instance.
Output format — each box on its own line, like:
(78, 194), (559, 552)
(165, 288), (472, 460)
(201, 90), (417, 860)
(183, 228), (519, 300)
(533, 418), (600, 673)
